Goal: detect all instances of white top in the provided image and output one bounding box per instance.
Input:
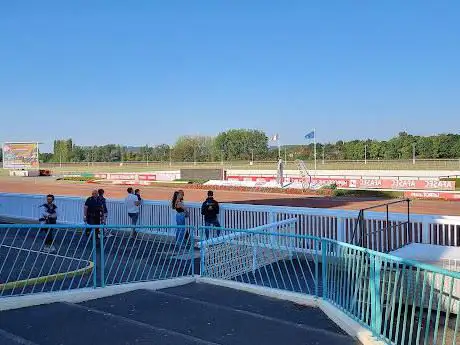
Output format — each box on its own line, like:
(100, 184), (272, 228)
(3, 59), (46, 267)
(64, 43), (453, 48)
(125, 193), (139, 214)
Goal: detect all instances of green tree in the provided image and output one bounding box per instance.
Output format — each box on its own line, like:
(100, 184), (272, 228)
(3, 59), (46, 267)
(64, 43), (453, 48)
(214, 129), (269, 161)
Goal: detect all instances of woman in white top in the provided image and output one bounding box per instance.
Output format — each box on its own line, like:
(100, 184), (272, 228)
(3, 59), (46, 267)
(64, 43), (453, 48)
(125, 187), (140, 237)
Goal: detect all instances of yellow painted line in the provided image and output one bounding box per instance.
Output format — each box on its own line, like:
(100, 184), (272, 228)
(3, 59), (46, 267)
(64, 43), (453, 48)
(0, 261), (94, 291)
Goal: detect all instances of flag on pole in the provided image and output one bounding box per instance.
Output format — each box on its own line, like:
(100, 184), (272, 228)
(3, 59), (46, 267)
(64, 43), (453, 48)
(304, 131), (315, 140)
(271, 134), (279, 141)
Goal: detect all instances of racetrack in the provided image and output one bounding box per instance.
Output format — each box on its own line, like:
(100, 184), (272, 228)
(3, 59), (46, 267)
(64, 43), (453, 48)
(1, 177), (459, 216)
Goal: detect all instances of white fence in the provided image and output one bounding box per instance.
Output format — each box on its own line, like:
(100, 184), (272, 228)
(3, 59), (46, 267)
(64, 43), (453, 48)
(1, 193), (459, 252)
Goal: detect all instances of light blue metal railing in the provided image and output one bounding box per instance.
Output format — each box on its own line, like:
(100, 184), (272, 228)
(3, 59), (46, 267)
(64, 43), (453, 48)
(0, 224), (194, 297)
(198, 228), (460, 345)
(1, 222), (459, 345)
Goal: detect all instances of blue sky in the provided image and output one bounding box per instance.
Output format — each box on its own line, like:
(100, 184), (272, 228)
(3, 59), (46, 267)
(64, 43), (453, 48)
(1, 1), (459, 152)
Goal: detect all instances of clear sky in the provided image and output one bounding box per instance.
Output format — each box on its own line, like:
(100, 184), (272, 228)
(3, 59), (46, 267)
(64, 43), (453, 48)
(1, 1), (459, 151)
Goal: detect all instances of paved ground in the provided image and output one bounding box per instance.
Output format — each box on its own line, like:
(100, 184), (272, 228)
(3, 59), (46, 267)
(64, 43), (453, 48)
(1, 177), (459, 215)
(0, 283), (359, 345)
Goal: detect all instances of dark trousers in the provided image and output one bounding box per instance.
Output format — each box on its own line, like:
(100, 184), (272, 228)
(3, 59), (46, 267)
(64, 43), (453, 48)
(86, 216), (101, 236)
(41, 218), (56, 245)
(204, 218), (221, 239)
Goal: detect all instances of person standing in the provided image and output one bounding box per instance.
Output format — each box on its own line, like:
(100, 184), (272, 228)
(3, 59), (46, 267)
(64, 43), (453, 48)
(134, 189), (142, 202)
(201, 191), (221, 239)
(98, 189), (113, 238)
(84, 190), (103, 238)
(40, 194), (58, 253)
(134, 188), (143, 223)
(172, 190), (188, 246)
(125, 187), (140, 237)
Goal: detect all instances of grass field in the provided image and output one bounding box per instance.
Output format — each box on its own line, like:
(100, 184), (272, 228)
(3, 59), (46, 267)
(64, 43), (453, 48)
(1, 159), (459, 176)
(34, 159), (460, 173)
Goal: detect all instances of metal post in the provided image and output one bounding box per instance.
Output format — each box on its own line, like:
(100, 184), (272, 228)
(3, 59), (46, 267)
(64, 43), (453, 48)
(407, 199), (411, 243)
(221, 150), (224, 165)
(169, 148), (172, 167)
(386, 204), (389, 252)
(321, 239), (328, 299)
(412, 143), (416, 165)
(92, 228), (97, 288)
(315, 240), (319, 297)
(313, 129), (317, 171)
(190, 228), (195, 276)
(199, 227), (206, 276)
(100, 228), (105, 288)
(364, 145), (367, 165)
(194, 146), (197, 166)
(370, 254), (382, 335)
(322, 146), (325, 164)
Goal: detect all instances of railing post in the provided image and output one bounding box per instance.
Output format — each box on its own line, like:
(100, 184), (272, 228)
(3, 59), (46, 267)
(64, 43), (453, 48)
(190, 226), (195, 276)
(422, 216), (430, 244)
(100, 227), (105, 288)
(218, 209), (224, 229)
(321, 239), (328, 299)
(199, 227), (206, 276)
(369, 254), (382, 337)
(337, 217), (345, 242)
(315, 240), (319, 297)
(170, 211), (176, 236)
(92, 227), (97, 289)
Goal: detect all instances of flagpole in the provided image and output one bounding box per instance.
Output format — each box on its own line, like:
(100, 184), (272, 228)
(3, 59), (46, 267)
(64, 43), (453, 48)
(314, 129), (317, 172)
(278, 139), (281, 159)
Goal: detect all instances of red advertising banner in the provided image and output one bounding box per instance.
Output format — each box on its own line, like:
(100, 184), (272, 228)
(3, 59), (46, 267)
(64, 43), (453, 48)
(226, 175), (455, 191)
(404, 191), (460, 201)
(138, 174), (157, 181)
(352, 179), (455, 191)
(109, 174), (137, 180)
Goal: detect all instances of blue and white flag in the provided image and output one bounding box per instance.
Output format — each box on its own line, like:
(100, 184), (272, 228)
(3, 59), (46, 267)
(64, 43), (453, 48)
(304, 131), (315, 140)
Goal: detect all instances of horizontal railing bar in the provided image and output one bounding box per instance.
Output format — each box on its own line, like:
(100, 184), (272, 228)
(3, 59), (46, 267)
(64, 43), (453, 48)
(197, 218), (298, 247)
(3, 192), (460, 223)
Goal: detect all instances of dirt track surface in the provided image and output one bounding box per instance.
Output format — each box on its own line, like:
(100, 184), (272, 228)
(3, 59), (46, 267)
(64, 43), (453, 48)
(0, 177), (459, 216)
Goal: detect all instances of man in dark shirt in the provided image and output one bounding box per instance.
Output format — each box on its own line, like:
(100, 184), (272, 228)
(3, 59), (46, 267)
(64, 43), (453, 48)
(201, 191), (221, 239)
(98, 188), (113, 238)
(84, 190), (103, 237)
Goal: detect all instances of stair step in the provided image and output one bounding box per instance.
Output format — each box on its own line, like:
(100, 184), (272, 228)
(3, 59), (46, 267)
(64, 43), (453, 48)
(0, 302), (206, 345)
(81, 289), (356, 345)
(162, 282), (345, 335)
(0, 328), (40, 345)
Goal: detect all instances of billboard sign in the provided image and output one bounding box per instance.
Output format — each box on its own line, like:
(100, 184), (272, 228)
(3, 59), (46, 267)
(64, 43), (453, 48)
(2, 142), (39, 170)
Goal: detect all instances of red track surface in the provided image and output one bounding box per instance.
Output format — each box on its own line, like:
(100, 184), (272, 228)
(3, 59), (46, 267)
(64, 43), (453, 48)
(1, 177), (459, 216)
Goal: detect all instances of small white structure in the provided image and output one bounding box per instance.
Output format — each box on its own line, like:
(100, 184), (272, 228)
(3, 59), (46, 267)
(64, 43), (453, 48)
(390, 243), (460, 314)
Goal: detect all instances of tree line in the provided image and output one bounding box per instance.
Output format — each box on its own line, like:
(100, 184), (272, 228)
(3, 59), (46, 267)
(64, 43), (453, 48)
(38, 131), (460, 163)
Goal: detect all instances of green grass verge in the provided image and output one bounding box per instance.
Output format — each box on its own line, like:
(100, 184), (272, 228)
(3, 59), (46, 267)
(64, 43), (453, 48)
(36, 159), (460, 173)
(173, 178), (209, 184)
(332, 189), (404, 198)
(56, 176), (95, 182)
